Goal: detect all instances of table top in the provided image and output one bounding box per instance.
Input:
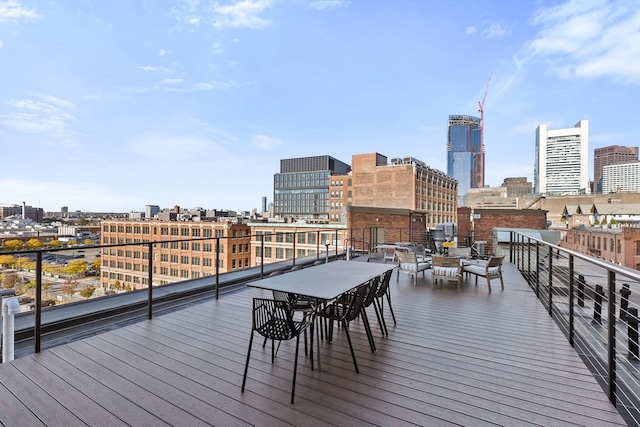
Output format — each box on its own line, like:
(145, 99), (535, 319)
(247, 261), (394, 301)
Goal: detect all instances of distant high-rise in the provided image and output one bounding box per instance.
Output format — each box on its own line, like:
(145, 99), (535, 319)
(447, 115), (482, 206)
(261, 197), (267, 213)
(145, 205), (160, 219)
(602, 161), (640, 193)
(535, 120), (589, 196)
(594, 145), (639, 193)
(274, 155), (350, 220)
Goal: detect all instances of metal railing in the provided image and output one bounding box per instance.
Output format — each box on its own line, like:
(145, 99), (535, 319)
(509, 231), (640, 425)
(1, 226), (427, 357)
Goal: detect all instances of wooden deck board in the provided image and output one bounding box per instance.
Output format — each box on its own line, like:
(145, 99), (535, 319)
(0, 262), (627, 427)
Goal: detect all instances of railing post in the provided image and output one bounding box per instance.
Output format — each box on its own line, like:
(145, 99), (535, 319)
(215, 237), (220, 300)
(292, 232), (296, 266)
(148, 243), (153, 319)
(509, 231), (513, 264)
(628, 307), (639, 360)
(335, 230), (339, 259)
(35, 251), (42, 353)
(593, 285), (604, 325)
(547, 248), (553, 316)
(527, 237), (532, 285)
(620, 283), (631, 321)
(535, 242), (540, 297)
(568, 254), (574, 347)
(260, 235), (264, 278)
(316, 230), (320, 261)
(607, 271), (617, 405)
(577, 274), (585, 308)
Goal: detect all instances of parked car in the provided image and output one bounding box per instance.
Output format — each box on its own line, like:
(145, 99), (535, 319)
(28, 299), (56, 310)
(17, 295), (34, 304)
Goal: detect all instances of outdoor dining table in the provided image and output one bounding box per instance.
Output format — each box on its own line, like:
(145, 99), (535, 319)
(247, 260), (394, 370)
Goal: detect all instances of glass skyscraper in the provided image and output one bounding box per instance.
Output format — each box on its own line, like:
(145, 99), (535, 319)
(274, 155), (350, 220)
(447, 115), (482, 206)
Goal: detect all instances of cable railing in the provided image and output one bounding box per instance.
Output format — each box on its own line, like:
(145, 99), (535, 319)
(0, 226), (429, 357)
(509, 230), (640, 425)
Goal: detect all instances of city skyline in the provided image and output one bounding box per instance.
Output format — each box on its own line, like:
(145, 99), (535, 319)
(1, 0), (639, 213)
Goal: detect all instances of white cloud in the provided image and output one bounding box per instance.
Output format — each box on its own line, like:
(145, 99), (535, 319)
(158, 49), (172, 56)
(527, 0), (640, 85)
(0, 95), (76, 137)
(172, 0), (272, 30)
(466, 26), (477, 35)
(308, 0), (347, 11)
(251, 134), (282, 150)
(0, 0), (41, 24)
(158, 78), (184, 85)
(482, 23), (506, 39)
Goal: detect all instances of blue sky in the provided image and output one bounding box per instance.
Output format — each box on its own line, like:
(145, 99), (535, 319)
(1, 0), (639, 213)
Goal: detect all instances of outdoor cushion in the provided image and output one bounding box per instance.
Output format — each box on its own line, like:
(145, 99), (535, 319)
(433, 266), (459, 277)
(400, 262), (430, 272)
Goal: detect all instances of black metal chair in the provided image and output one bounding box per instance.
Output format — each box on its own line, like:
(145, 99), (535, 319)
(242, 298), (311, 404)
(374, 269), (396, 334)
(316, 283), (370, 373)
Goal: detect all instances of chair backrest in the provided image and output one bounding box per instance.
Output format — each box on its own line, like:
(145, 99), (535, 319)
(396, 251), (417, 264)
(345, 284), (370, 322)
(432, 255), (460, 268)
(252, 298), (295, 340)
(486, 256), (505, 269)
(376, 269), (393, 298)
(363, 275), (380, 308)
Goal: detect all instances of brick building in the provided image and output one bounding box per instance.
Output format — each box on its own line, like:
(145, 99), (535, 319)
(100, 219), (251, 290)
(0, 203), (44, 222)
(464, 208), (548, 255)
(329, 153), (457, 229)
(561, 227), (640, 270)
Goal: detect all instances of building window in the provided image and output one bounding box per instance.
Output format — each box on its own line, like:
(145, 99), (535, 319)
(192, 242), (200, 251)
(276, 248), (284, 259)
(181, 228), (189, 237)
(192, 229), (200, 237)
(181, 256), (189, 264)
(171, 228), (179, 236)
(203, 243), (212, 252)
(276, 232), (284, 243)
(203, 229), (212, 238)
(181, 242), (189, 250)
(192, 257), (200, 265)
(297, 233), (306, 244)
(264, 247), (272, 258)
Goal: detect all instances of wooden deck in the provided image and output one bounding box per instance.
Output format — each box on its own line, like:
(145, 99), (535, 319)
(0, 262), (627, 426)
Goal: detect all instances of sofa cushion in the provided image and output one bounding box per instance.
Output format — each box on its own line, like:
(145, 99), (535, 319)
(400, 262), (430, 272)
(433, 266), (459, 276)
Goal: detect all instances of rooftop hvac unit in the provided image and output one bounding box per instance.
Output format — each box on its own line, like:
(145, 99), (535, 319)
(403, 157), (412, 164)
(390, 157), (400, 165)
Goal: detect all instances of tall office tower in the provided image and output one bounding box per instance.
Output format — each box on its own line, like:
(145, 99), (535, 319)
(145, 204), (160, 219)
(447, 115), (482, 207)
(603, 161), (640, 193)
(274, 155), (350, 221)
(61, 206), (69, 218)
(535, 120), (590, 196)
(594, 145), (639, 193)
(261, 197), (267, 213)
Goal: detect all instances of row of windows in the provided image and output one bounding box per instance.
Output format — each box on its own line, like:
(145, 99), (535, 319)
(256, 247), (317, 259)
(254, 231), (340, 245)
(103, 225), (252, 238)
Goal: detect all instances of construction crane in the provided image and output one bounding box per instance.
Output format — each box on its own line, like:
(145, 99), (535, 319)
(475, 72), (492, 188)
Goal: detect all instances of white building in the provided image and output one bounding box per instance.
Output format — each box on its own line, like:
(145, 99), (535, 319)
(535, 120), (590, 196)
(603, 161), (640, 193)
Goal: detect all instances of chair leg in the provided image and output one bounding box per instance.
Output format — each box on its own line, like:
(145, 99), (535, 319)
(500, 274), (504, 289)
(372, 299), (387, 336)
(487, 277), (491, 292)
(291, 334), (301, 404)
(241, 330), (255, 393)
(342, 319), (359, 373)
(360, 310), (376, 353)
(385, 290), (397, 324)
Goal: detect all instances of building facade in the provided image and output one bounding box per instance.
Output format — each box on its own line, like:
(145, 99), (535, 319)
(561, 227), (640, 270)
(447, 115), (482, 206)
(100, 219), (251, 290)
(602, 161), (640, 194)
(345, 153), (457, 229)
(273, 155), (350, 221)
(535, 120), (589, 196)
(502, 177), (532, 197)
(0, 203), (45, 222)
(594, 145), (639, 193)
